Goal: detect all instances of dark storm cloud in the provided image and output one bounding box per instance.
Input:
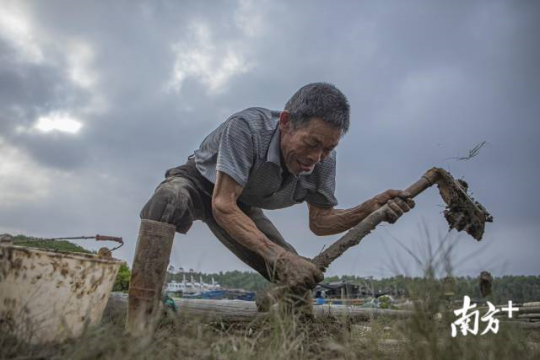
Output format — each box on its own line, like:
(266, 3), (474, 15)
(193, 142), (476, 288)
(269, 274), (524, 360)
(0, 34), (96, 169)
(0, 0), (538, 276)
(0, 39), (64, 130)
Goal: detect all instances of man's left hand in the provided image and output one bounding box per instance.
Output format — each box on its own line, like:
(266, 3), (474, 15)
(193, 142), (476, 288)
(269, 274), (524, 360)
(371, 189), (415, 223)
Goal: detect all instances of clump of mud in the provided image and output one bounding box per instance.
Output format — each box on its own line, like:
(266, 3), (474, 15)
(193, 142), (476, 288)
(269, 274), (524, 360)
(436, 169), (493, 241)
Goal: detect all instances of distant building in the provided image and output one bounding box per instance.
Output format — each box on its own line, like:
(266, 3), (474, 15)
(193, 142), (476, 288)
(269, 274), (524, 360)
(165, 273), (220, 295)
(313, 281), (370, 299)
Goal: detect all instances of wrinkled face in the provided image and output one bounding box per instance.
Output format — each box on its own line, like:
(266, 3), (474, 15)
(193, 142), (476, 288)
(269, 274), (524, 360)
(279, 112), (342, 175)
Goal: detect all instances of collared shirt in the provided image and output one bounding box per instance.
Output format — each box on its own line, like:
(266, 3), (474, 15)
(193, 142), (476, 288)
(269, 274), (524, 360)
(193, 107), (338, 210)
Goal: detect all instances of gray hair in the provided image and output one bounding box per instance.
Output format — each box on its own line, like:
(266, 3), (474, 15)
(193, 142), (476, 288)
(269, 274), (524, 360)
(284, 82), (350, 135)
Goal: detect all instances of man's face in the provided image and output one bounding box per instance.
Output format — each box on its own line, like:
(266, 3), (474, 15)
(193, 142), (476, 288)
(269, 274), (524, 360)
(279, 112), (341, 175)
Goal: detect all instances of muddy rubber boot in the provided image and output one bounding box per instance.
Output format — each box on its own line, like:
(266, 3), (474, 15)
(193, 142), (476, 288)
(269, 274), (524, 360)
(126, 219), (176, 337)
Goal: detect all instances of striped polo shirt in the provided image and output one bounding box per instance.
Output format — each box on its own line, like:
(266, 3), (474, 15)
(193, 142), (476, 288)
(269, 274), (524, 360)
(193, 107), (338, 210)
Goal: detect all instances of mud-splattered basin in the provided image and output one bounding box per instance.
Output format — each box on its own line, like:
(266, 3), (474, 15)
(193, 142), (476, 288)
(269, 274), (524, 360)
(0, 243), (125, 344)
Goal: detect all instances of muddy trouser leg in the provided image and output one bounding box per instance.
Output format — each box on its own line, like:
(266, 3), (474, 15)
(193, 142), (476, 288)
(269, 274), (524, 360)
(205, 207), (313, 314)
(127, 177), (204, 336)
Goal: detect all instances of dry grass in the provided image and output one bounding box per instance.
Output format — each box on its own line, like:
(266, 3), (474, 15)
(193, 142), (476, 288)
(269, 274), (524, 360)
(1, 299), (538, 360)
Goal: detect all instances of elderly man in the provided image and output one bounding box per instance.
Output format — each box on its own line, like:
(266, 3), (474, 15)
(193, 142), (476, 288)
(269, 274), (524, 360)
(127, 83), (414, 333)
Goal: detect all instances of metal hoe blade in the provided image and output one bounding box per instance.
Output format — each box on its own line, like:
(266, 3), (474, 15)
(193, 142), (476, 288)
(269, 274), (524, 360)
(435, 169), (493, 241)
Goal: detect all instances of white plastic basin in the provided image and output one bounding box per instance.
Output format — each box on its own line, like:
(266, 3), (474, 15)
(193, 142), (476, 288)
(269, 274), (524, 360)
(0, 244), (125, 344)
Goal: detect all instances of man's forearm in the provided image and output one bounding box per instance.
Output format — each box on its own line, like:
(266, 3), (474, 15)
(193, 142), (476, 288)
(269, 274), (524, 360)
(310, 199), (377, 236)
(212, 203), (283, 260)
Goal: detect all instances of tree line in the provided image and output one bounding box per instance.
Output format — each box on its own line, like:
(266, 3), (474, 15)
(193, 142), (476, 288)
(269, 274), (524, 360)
(169, 271), (540, 303)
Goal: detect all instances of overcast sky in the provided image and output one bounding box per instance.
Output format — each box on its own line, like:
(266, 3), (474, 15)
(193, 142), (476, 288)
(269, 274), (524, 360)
(1, 0), (538, 278)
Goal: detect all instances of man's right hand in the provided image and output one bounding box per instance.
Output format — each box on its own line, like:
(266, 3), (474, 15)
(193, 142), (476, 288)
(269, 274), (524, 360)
(272, 250), (324, 290)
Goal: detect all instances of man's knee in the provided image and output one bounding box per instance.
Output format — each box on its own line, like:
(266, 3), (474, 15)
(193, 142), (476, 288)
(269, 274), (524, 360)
(140, 181), (193, 232)
(140, 184), (177, 221)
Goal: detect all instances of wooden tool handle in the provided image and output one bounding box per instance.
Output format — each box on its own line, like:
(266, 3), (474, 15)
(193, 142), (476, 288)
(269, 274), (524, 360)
(259, 169), (443, 311)
(404, 167), (440, 197)
(312, 168), (441, 272)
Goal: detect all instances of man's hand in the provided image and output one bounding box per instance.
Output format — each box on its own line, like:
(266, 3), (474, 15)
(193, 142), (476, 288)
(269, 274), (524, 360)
(371, 189), (415, 223)
(273, 250), (324, 290)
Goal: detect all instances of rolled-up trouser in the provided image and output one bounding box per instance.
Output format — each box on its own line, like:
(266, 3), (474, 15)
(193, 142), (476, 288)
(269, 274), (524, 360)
(140, 157), (298, 282)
